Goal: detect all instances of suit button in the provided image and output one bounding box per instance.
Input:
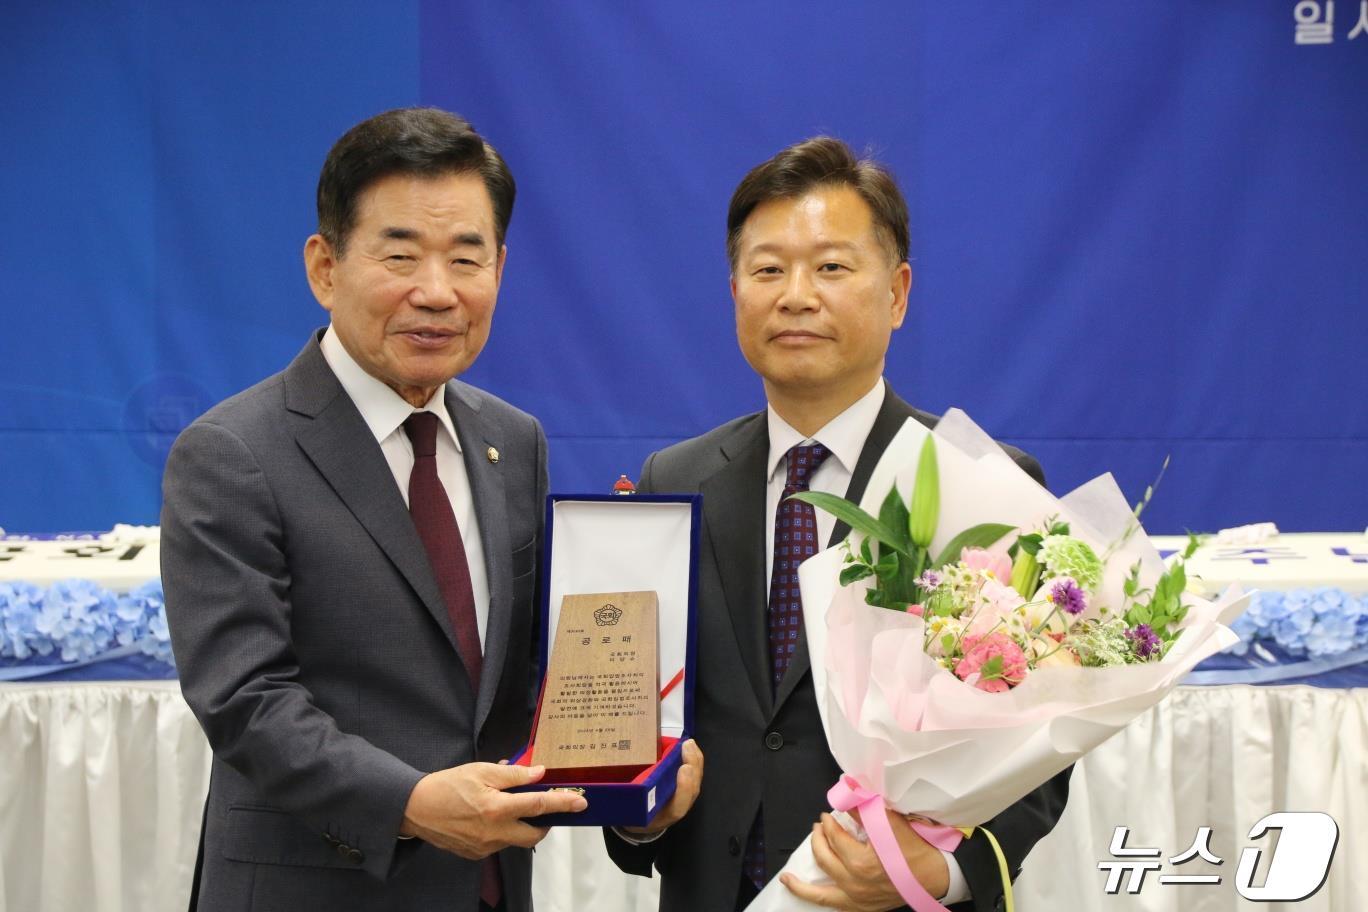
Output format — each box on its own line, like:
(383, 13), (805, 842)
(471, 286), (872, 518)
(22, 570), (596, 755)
(347, 848), (365, 864)
(728, 836), (741, 856)
(335, 843), (350, 858)
(764, 731), (784, 751)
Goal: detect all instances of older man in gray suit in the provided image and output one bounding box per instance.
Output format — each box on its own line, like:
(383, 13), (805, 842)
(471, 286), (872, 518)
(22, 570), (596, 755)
(161, 108), (586, 912)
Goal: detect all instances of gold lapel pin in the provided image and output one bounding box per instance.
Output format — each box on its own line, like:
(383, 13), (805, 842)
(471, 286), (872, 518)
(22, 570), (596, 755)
(486, 446), (500, 464)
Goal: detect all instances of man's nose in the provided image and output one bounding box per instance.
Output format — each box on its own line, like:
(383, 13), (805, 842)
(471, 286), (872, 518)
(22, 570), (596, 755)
(776, 267), (818, 312)
(408, 258), (458, 310)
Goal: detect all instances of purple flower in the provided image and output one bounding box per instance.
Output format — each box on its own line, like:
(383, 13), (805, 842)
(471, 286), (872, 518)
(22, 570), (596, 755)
(1126, 623), (1161, 660)
(917, 570), (943, 591)
(1049, 577), (1087, 616)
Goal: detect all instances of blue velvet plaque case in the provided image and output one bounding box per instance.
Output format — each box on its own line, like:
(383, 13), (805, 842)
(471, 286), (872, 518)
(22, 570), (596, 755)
(510, 494), (701, 827)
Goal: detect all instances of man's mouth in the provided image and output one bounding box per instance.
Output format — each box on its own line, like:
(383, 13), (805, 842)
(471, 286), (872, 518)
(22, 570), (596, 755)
(397, 328), (462, 347)
(771, 329), (828, 343)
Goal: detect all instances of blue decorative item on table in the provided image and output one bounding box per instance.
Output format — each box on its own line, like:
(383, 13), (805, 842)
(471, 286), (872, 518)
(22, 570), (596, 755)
(1187, 588), (1368, 688)
(0, 579), (176, 681)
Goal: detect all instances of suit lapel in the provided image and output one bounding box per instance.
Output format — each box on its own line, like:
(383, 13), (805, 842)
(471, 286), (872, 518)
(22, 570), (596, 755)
(446, 383), (511, 736)
(284, 340), (463, 660)
(829, 387), (932, 546)
(773, 386), (934, 712)
(701, 417), (774, 718)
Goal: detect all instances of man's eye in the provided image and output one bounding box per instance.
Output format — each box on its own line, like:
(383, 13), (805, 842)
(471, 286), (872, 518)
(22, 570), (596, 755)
(452, 258), (480, 267)
(818, 262), (847, 272)
(754, 266), (781, 276)
(385, 255), (413, 263)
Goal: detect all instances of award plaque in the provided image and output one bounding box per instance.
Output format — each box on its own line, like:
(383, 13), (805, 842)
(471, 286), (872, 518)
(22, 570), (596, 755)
(531, 590), (661, 776)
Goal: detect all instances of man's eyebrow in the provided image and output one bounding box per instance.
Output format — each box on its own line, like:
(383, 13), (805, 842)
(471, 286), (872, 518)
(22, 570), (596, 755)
(377, 227), (488, 248)
(744, 239), (859, 256)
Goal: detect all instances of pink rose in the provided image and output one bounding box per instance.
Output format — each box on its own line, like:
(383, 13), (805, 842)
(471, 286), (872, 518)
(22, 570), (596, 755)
(955, 632), (1028, 692)
(906, 603), (925, 617)
(960, 547), (1013, 583)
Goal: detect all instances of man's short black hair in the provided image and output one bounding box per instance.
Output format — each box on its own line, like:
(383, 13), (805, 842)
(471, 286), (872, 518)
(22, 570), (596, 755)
(316, 107), (515, 257)
(726, 136), (909, 268)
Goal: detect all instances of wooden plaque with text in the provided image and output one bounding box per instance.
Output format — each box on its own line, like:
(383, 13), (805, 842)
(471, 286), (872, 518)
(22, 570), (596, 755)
(531, 590), (660, 776)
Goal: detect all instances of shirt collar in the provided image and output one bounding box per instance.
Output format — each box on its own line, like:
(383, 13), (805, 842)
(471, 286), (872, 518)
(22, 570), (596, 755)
(319, 325), (462, 452)
(765, 377), (886, 483)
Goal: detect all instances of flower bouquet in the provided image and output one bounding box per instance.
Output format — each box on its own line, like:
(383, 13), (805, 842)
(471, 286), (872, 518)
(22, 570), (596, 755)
(744, 409), (1250, 912)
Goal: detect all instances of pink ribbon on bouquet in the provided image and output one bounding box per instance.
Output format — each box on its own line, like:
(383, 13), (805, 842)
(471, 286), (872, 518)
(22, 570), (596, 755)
(826, 775), (963, 912)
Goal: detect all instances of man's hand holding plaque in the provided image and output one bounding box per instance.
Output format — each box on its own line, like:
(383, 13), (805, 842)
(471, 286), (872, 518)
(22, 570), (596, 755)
(621, 737), (704, 836)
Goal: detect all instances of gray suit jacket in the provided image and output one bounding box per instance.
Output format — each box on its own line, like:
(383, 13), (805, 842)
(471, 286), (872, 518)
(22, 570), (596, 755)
(161, 332), (547, 912)
(604, 386), (1071, 912)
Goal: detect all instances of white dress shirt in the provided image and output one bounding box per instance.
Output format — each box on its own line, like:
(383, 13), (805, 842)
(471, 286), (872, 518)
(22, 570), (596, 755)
(320, 326), (491, 648)
(765, 376), (970, 905)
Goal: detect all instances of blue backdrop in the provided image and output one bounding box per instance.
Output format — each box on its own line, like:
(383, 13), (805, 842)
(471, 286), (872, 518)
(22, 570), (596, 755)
(2, 2), (1365, 534)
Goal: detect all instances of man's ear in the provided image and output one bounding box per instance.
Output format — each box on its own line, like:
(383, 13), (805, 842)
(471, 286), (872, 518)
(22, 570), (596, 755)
(304, 234), (337, 312)
(889, 261), (912, 330)
(495, 244), (508, 286)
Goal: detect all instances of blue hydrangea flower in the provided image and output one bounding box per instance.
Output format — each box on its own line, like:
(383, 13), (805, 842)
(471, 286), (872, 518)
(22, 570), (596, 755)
(1223, 587), (1368, 660)
(0, 581), (51, 660)
(37, 580), (119, 662)
(116, 580), (175, 666)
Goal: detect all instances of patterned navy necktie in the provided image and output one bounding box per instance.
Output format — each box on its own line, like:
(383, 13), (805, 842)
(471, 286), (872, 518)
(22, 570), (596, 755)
(744, 441), (831, 890)
(766, 442), (831, 690)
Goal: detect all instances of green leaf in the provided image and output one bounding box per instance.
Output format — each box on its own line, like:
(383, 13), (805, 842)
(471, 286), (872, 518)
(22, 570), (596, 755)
(1048, 520), (1071, 536)
(789, 491), (910, 555)
(839, 564), (875, 586)
(874, 551), (900, 577)
(941, 634), (956, 654)
(980, 655), (1004, 679)
(859, 537), (874, 566)
(907, 436), (940, 549)
(881, 544), (921, 605)
(878, 486), (913, 553)
(1182, 532), (1203, 560)
(932, 523), (1017, 569)
(928, 590), (956, 616)
(1016, 533), (1044, 557)
(865, 589), (887, 608)
(1169, 563), (1187, 595)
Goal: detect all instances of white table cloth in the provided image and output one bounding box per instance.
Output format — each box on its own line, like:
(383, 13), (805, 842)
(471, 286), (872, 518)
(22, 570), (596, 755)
(2, 681), (1362, 912)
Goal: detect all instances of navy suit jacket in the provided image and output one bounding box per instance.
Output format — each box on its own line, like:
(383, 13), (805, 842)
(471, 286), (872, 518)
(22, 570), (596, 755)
(604, 386), (1071, 912)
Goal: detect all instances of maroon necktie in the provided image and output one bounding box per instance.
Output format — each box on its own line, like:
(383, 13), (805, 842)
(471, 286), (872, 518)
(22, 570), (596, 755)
(403, 412), (500, 907)
(405, 412), (483, 686)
